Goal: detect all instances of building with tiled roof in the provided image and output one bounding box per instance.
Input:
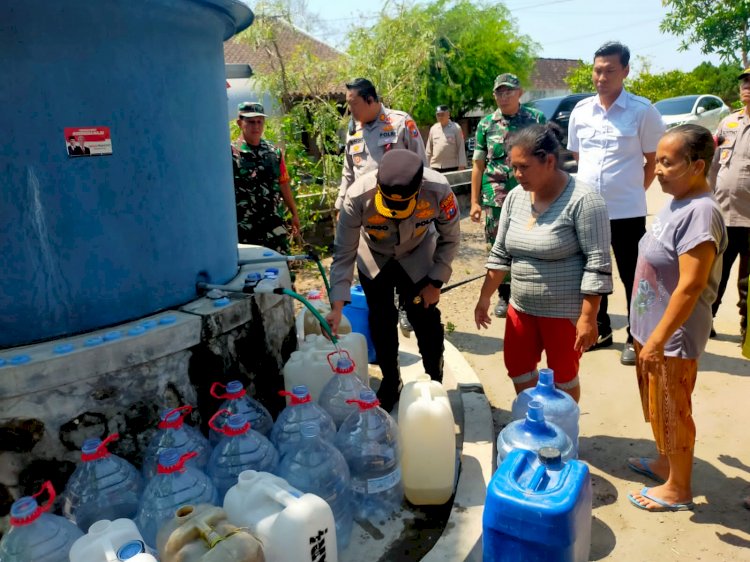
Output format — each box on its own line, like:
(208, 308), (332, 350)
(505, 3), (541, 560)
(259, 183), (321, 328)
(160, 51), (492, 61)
(525, 57), (582, 101)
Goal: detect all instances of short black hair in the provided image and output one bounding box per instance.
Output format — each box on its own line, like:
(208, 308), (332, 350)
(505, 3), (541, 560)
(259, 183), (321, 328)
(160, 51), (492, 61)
(594, 41), (630, 67)
(345, 78), (378, 103)
(666, 124), (716, 178)
(506, 123), (565, 166)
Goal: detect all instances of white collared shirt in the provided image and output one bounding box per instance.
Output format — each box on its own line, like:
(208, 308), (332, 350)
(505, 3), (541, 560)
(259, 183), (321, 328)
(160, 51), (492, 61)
(567, 89), (665, 219)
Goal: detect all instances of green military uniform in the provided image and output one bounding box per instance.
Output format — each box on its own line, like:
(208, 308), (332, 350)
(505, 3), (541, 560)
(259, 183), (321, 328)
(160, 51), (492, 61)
(232, 138), (290, 253)
(473, 105), (546, 243)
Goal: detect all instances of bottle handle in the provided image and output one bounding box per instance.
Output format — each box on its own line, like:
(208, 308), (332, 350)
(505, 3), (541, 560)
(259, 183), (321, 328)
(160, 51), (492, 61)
(346, 398), (380, 410)
(159, 405), (193, 429)
(210, 381), (246, 399)
(158, 451), (198, 474)
(208, 409), (232, 434)
(279, 390), (311, 405)
(81, 433), (119, 462)
(9, 481), (56, 526)
(327, 349), (354, 373)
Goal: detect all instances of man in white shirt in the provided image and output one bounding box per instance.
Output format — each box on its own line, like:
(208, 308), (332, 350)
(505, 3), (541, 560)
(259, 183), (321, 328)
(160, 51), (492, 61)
(568, 41), (666, 365)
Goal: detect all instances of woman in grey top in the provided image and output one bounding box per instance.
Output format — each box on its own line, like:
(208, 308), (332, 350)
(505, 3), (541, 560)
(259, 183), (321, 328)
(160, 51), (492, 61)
(474, 124), (612, 402)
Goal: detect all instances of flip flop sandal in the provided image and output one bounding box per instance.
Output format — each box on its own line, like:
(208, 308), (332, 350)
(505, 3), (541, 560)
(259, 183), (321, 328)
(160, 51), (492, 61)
(628, 487), (695, 512)
(627, 457), (666, 484)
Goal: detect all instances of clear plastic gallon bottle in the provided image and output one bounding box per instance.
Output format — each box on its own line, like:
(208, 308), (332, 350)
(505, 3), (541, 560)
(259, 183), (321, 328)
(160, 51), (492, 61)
(207, 410), (280, 502)
(135, 449), (219, 548)
(335, 390), (403, 519)
(142, 405), (212, 478)
(224, 470), (339, 562)
(271, 385), (337, 456)
(318, 350), (369, 428)
(0, 481), (83, 562)
(496, 401), (574, 467)
(511, 368), (580, 456)
(277, 423), (353, 551)
(209, 380), (274, 444)
(61, 434), (144, 532)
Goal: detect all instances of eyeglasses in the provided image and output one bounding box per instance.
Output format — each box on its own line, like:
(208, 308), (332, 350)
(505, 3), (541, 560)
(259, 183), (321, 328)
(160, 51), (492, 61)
(494, 89), (518, 98)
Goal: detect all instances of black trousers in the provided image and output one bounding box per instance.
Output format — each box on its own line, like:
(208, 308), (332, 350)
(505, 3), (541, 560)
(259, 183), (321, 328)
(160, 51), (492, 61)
(712, 226), (749, 329)
(598, 216), (646, 341)
(358, 261), (445, 389)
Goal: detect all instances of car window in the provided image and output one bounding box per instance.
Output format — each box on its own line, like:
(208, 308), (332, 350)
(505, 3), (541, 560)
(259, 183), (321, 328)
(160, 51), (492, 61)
(655, 96), (699, 115)
(557, 95), (589, 114)
(700, 96), (722, 111)
(526, 98), (560, 121)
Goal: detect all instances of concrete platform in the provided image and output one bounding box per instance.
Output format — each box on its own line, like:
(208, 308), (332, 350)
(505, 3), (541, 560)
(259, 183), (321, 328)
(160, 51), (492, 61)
(341, 333), (493, 561)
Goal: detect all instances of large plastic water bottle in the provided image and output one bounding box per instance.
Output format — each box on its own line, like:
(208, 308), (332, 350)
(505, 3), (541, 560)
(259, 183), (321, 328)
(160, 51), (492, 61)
(342, 284), (376, 363)
(496, 401), (574, 467)
(335, 390), (403, 520)
(318, 350), (369, 428)
(207, 410), (280, 501)
(142, 405), (212, 478)
(511, 368), (580, 456)
(209, 380), (274, 444)
(224, 470), (339, 562)
(69, 518), (157, 562)
(277, 423), (353, 551)
(0, 481), (83, 562)
(61, 434), (144, 532)
(271, 385), (337, 456)
(135, 449), (219, 548)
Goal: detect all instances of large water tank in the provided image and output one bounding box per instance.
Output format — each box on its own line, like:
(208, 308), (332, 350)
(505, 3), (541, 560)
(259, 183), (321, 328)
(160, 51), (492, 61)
(0, 1), (254, 348)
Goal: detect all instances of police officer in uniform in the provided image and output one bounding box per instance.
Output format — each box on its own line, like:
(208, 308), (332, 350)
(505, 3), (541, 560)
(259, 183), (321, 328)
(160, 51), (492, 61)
(710, 68), (750, 339)
(426, 105), (467, 172)
(336, 78), (427, 210)
(233, 102), (300, 253)
(326, 150), (461, 411)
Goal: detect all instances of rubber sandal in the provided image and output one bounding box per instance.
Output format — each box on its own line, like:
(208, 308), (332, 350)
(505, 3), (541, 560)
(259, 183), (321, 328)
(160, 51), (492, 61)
(628, 487), (694, 512)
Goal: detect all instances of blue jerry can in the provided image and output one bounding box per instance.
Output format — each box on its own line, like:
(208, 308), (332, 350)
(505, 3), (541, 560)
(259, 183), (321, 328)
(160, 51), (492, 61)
(483, 447), (592, 562)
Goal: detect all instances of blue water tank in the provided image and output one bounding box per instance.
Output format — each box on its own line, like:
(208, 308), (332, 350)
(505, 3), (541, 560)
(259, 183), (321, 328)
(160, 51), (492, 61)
(0, 1), (254, 348)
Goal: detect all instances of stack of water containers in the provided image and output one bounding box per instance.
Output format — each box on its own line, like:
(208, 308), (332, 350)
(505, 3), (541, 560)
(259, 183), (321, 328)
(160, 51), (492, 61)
(483, 368), (591, 562)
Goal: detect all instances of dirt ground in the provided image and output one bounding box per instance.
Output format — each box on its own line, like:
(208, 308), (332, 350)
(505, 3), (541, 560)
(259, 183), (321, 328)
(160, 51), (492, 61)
(295, 183), (750, 561)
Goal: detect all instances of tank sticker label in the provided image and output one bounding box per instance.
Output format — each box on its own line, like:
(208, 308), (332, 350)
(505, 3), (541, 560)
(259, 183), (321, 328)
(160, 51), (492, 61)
(65, 126), (113, 157)
(367, 467), (402, 494)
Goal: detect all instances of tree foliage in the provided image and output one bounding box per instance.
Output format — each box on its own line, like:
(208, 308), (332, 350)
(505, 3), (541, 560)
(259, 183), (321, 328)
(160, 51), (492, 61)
(565, 62), (594, 94)
(345, 0), (537, 123)
(660, 0), (750, 67)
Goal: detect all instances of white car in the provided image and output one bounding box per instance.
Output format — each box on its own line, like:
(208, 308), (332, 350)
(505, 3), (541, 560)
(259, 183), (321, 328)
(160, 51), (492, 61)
(654, 94), (731, 132)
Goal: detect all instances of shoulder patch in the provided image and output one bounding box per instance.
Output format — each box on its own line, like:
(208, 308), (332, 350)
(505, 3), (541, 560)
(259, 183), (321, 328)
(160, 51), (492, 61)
(406, 119), (420, 138)
(440, 192), (458, 220)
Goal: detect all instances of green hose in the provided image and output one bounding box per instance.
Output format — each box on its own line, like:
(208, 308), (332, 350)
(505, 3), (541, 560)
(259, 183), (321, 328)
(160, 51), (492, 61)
(314, 258), (332, 298)
(280, 288), (338, 345)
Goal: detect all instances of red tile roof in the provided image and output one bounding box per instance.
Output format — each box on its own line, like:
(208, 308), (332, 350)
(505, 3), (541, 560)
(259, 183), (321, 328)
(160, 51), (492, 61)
(530, 58), (582, 90)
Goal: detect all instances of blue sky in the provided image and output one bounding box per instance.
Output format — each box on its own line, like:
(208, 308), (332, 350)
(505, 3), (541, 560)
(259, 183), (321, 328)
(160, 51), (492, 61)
(303, 0), (724, 73)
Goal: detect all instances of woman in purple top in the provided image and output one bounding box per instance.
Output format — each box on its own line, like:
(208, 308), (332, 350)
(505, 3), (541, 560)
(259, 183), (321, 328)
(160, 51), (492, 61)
(627, 124), (727, 512)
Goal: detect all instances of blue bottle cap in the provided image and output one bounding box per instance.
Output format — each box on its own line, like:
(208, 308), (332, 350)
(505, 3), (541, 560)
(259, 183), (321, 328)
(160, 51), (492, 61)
(10, 355), (31, 365)
(292, 385), (309, 397)
(246, 272), (262, 281)
(85, 336), (104, 347)
(53, 343), (75, 354)
(158, 449), (180, 468)
(141, 319), (158, 330)
(159, 315), (177, 325)
(226, 413), (248, 430)
(10, 496), (38, 520)
(128, 326), (146, 337)
(359, 389), (377, 403)
(214, 297), (231, 307)
(226, 380), (244, 394)
(103, 330), (122, 341)
(264, 272), (278, 280)
(81, 438), (102, 454)
(117, 540), (146, 560)
(265, 267), (280, 275)
(262, 250), (274, 256)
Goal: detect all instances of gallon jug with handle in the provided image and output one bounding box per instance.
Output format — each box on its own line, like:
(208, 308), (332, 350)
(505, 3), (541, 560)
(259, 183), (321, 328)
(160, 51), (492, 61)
(142, 405), (212, 478)
(135, 449), (219, 548)
(511, 368), (580, 456)
(68, 518), (157, 562)
(0, 481), (83, 562)
(156, 504), (264, 562)
(209, 380), (274, 444)
(483, 447), (592, 562)
(296, 289), (351, 341)
(342, 284), (376, 363)
(496, 401), (574, 467)
(398, 376), (456, 505)
(207, 410), (279, 502)
(318, 351), (369, 428)
(61, 434), (143, 532)
(224, 470), (338, 562)
(270, 385), (337, 456)
(296, 333), (369, 388)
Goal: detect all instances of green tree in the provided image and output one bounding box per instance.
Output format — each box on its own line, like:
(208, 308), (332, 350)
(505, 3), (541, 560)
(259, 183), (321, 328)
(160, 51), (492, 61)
(565, 62), (593, 93)
(345, 0), (537, 123)
(661, 1), (750, 67)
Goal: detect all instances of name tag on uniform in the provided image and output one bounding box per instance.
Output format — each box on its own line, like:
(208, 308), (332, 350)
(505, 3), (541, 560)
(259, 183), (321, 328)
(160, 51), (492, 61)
(349, 142), (365, 155)
(377, 134), (397, 147)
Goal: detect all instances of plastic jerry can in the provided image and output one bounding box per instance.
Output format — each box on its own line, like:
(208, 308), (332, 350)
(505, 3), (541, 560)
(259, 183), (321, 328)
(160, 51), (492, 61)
(0, 482), (83, 562)
(398, 376), (456, 505)
(496, 401), (574, 467)
(224, 470), (338, 562)
(156, 504), (264, 562)
(483, 447), (592, 562)
(69, 518), (157, 562)
(511, 368), (580, 456)
(295, 289), (351, 342)
(142, 405), (212, 478)
(295, 333), (369, 388)
(342, 284), (376, 363)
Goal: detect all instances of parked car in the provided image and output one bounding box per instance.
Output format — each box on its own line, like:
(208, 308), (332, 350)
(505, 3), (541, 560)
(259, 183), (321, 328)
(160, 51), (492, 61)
(654, 94), (730, 132)
(526, 93), (595, 172)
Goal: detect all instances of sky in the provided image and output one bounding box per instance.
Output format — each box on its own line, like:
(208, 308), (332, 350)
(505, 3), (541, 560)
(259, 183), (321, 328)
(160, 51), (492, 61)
(302, 0), (723, 73)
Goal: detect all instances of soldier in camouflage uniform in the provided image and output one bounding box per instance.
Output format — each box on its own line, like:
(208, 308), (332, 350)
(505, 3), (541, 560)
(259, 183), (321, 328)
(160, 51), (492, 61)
(233, 101), (300, 254)
(470, 73), (545, 317)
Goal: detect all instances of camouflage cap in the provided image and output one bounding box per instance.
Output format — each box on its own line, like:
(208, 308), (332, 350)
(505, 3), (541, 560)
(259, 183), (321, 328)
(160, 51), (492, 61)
(493, 73), (521, 90)
(238, 101), (267, 118)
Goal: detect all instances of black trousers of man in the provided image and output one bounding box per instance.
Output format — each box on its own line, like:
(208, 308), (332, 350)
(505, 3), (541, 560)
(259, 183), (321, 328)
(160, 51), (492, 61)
(597, 216), (646, 341)
(358, 260), (444, 407)
(712, 226), (750, 334)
